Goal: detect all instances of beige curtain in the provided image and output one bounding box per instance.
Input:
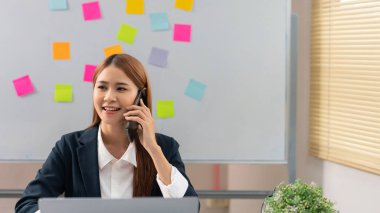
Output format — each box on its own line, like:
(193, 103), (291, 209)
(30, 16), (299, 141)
(310, 0), (380, 175)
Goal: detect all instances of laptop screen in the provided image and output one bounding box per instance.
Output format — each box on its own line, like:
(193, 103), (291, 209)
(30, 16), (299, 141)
(39, 197), (199, 213)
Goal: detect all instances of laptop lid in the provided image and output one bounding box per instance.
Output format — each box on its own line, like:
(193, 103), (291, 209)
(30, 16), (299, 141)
(39, 197), (199, 213)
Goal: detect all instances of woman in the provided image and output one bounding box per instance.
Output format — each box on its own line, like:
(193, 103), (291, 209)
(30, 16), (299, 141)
(15, 54), (198, 213)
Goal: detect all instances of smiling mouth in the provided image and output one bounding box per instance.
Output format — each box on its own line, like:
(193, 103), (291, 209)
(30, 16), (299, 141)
(102, 107), (121, 112)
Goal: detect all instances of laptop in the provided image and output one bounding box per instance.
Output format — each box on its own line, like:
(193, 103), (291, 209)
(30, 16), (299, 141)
(39, 197), (199, 213)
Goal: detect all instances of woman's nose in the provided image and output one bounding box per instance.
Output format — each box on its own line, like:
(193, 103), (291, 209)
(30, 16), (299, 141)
(104, 90), (116, 101)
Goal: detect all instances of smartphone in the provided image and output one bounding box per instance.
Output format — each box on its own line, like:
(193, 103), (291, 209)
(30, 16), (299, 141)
(125, 88), (146, 131)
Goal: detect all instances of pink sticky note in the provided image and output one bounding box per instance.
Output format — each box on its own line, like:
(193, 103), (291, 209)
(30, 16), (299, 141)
(82, 1), (102, 21)
(83, 64), (97, 82)
(173, 24), (191, 42)
(13, 75), (35, 96)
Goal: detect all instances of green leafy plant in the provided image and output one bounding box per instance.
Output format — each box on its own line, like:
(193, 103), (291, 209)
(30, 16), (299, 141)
(263, 179), (338, 213)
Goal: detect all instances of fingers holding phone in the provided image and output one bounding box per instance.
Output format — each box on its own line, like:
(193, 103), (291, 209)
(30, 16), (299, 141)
(124, 101), (150, 128)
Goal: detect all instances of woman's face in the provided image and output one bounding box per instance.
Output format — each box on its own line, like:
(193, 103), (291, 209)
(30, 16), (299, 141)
(93, 65), (139, 125)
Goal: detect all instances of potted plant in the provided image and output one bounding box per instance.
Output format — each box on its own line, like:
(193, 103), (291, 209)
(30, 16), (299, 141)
(262, 179), (338, 213)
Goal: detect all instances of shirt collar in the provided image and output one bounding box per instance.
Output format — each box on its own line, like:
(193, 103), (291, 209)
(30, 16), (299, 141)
(120, 140), (137, 167)
(97, 126), (137, 170)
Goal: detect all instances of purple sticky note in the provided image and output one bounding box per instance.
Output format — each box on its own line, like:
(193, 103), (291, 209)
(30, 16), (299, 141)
(173, 24), (191, 42)
(148, 47), (169, 68)
(82, 1), (102, 21)
(13, 75), (35, 96)
(84, 64), (97, 82)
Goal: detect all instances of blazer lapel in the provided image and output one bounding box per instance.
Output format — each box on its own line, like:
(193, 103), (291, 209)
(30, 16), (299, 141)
(77, 126), (101, 197)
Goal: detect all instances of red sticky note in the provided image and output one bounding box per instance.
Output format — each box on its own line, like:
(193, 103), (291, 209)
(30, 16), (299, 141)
(13, 75), (35, 96)
(173, 24), (191, 42)
(83, 64), (97, 82)
(82, 1), (102, 21)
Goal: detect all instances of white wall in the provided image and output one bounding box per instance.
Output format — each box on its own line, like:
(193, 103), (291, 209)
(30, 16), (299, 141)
(293, 1), (380, 213)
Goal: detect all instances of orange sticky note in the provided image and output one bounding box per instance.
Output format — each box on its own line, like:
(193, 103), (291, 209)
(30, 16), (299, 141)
(174, 0), (193, 11)
(104, 44), (123, 58)
(53, 42), (70, 60)
(126, 0), (144, 14)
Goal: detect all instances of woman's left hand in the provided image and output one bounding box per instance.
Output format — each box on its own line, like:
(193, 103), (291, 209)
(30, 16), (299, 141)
(124, 99), (158, 152)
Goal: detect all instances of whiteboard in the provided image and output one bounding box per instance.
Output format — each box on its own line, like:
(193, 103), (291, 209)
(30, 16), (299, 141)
(0, 0), (290, 162)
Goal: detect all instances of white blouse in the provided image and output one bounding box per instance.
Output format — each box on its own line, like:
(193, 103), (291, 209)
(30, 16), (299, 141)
(97, 127), (189, 198)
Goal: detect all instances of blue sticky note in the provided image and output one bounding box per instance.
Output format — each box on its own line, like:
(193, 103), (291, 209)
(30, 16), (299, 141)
(149, 12), (169, 31)
(49, 0), (68, 11)
(185, 79), (207, 101)
(148, 47), (169, 67)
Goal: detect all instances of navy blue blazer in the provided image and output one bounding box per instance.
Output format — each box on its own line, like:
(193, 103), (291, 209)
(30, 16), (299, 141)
(15, 126), (198, 213)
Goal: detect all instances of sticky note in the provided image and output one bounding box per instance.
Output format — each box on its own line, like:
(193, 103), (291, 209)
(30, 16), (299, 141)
(174, 0), (194, 11)
(156, 100), (175, 118)
(49, 0), (68, 11)
(126, 0), (144, 14)
(116, 24), (138, 45)
(53, 42), (70, 60)
(185, 79), (207, 101)
(173, 24), (191, 42)
(84, 64), (97, 82)
(148, 47), (168, 68)
(150, 13), (169, 31)
(12, 75), (35, 96)
(82, 1), (102, 21)
(54, 84), (73, 102)
(104, 44), (123, 58)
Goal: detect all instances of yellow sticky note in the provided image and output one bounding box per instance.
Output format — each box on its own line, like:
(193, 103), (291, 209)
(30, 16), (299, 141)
(53, 42), (70, 60)
(104, 44), (123, 58)
(156, 100), (175, 118)
(174, 0), (193, 11)
(54, 84), (72, 102)
(126, 0), (144, 14)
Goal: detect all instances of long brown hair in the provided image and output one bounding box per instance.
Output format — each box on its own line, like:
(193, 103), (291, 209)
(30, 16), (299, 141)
(89, 54), (156, 196)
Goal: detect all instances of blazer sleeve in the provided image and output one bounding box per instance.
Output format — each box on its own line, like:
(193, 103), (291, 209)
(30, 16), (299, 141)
(15, 139), (66, 213)
(163, 136), (198, 197)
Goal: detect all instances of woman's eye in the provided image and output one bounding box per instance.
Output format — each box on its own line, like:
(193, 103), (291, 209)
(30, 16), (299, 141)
(117, 87), (127, 91)
(97, 85), (106, 90)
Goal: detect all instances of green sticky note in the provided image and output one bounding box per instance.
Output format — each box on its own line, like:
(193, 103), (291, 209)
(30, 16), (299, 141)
(116, 24), (138, 45)
(156, 100), (175, 118)
(54, 84), (72, 102)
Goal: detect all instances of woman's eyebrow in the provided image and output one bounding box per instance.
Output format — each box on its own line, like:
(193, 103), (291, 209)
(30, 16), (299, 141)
(96, 81), (129, 86)
(116, 82), (129, 86)
(96, 80), (108, 84)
